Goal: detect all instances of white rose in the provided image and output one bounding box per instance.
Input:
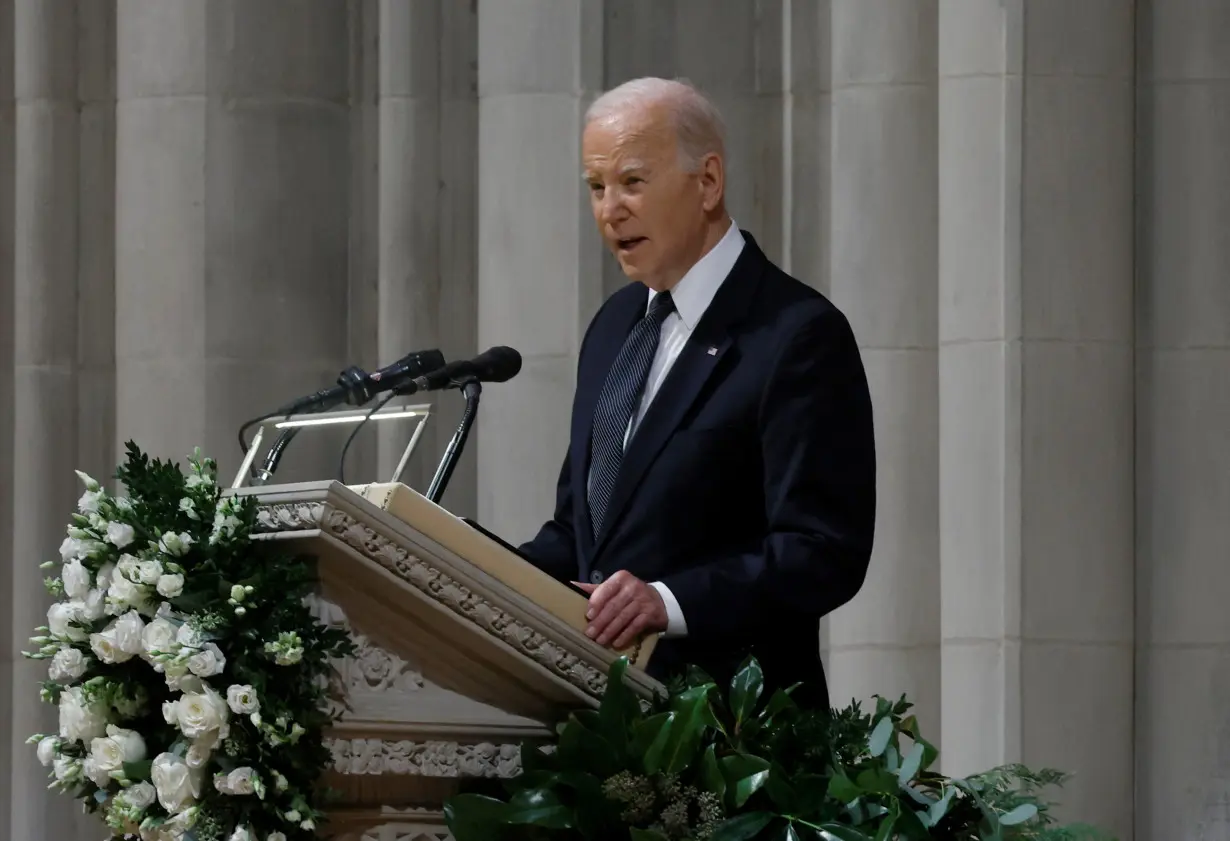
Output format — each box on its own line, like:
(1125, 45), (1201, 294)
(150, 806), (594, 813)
(117, 554), (140, 578)
(106, 521), (135, 549)
(136, 560), (163, 586)
(107, 724), (146, 759)
(157, 573), (184, 598)
(187, 643), (226, 678)
(37, 736), (60, 766)
(48, 602), (87, 642)
(82, 753), (111, 786)
(80, 589), (107, 621)
(95, 561), (116, 591)
(122, 780), (156, 810)
(175, 686), (230, 741)
(91, 623), (134, 664)
(267, 834), (287, 841)
(151, 752), (203, 815)
(78, 487), (103, 515)
(159, 532), (194, 557)
(49, 647), (88, 682)
(163, 700), (179, 726)
(88, 736), (126, 777)
(220, 766), (256, 796)
(141, 808), (198, 841)
(143, 618), (178, 659)
(115, 496), (133, 511)
(228, 827), (252, 841)
(107, 573), (143, 610)
(112, 611), (146, 655)
(61, 560), (91, 600)
(58, 686), (109, 743)
(225, 685), (259, 715)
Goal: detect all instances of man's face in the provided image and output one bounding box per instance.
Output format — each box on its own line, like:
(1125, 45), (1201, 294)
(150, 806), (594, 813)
(582, 105), (715, 291)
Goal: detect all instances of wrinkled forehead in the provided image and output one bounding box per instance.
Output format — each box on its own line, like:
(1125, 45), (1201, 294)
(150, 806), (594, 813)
(582, 109), (678, 175)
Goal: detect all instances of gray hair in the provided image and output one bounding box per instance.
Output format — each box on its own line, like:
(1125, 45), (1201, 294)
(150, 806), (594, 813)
(585, 77), (726, 172)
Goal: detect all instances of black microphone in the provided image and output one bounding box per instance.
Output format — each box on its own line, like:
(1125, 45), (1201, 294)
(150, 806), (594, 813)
(277, 348), (447, 415)
(406, 346), (522, 394)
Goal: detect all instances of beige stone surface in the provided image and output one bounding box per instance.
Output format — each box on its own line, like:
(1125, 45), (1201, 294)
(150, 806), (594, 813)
(1, 2), (1225, 839)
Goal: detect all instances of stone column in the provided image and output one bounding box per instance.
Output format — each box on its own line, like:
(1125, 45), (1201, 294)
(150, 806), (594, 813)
(938, 1), (1134, 834)
(76, 0), (115, 483)
(475, 0), (605, 540)
(434, 0), (479, 516)
(674, 0), (786, 264)
(1135, 3), (1230, 837)
(376, 0), (440, 492)
(115, 0), (352, 481)
(10, 2), (93, 837)
(0, 2), (14, 832)
(823, 0), (941, 738)
(784, 0), (831, 291)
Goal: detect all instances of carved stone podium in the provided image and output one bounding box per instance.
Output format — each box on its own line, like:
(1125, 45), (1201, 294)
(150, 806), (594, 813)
(237, 480), (663, 841)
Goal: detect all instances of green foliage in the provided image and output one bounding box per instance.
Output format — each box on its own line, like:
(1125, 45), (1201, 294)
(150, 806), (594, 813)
(444, 658), (1116, 841)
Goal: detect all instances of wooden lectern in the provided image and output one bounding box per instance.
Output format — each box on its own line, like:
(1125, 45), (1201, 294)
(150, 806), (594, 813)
(237, 480), (663, 841)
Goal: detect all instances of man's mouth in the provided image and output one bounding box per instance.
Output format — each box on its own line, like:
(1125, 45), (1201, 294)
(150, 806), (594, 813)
(616, 237), (647, 252)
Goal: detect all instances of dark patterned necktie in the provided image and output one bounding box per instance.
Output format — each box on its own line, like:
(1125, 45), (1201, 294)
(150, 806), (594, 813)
(588, 290), (676, 539)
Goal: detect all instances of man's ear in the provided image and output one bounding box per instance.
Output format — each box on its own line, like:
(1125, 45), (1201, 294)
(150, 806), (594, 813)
(699, 152), (724, 212)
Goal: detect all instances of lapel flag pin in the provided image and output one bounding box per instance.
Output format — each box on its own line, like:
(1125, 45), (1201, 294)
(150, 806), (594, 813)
(707, 346), (718, 356)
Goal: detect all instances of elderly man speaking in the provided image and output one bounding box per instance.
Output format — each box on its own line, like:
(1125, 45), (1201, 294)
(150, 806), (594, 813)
(518, 77), (876, 711)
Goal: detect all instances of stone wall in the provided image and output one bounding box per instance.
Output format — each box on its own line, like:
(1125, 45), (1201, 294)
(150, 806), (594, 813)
(1, 2), (1227, 839)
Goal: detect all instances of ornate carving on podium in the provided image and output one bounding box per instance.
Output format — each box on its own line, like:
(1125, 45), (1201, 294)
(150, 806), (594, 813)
(327, 738), (522, 777)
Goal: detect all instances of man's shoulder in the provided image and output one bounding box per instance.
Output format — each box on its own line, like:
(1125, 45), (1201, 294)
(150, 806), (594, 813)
(746, 253), (846, 335)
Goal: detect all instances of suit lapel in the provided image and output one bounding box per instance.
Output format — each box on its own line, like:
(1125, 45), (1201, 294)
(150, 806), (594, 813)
(590, 235), (767, 559)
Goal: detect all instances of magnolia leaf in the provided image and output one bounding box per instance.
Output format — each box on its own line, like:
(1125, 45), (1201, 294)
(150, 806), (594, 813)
(720, 753), (772, 808)
(701, 744), (727, 800)
(898, 742), (924, 784)
(640, 712), (676, 775)
(817, 824), (873, 841)
(729, 657), (764, 727)
(504, 788), (573, 828)
(855, 768), (896, 795)
(657, 685), (716, 775)
(872, 814), (896, 841)
(765, 763), (797, 812)
(783, 822), (800, 841)
(884, 744), (900, 773)
(710, 811), (775, 841)
(558, 716), (618, 778)
(1000, 803), (1039, 826)
(827, 772), (861, 803)
(868, 716), (893, 757)
(597, 656), (637, 760)
(442, 793), (509, 841)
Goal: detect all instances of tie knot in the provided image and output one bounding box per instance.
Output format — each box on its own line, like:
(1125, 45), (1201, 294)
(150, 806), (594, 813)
(648, 290), (675, 323)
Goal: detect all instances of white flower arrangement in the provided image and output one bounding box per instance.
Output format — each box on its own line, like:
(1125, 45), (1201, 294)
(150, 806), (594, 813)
(25, 443), (354, 841)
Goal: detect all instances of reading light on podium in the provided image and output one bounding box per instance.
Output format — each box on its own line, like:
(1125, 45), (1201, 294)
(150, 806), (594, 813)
(273, 408), (425, 428)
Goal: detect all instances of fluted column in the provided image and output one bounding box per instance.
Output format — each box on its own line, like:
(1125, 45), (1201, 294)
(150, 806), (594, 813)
(939, 1), (1134, 835)
(376, 0), (442, 492)
(824, 0), (941, 738)
(476, 0), (605, 540)
(673, 0), (786, 264)
(76, 0), (115, 483)
(373, 0), (478, 512)
(1135, 3), (1230, 837)
(115, 0), (352, 480)
(10, 1), (93, 838)
(0, 2), (15, 833)
(785, 0), (831, 290)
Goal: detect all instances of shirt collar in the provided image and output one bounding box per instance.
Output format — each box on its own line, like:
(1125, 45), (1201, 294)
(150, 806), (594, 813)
(646, 221), (745, 330)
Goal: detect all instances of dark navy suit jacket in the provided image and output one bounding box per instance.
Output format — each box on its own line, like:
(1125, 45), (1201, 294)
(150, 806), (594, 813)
(519, 234), (876, 710)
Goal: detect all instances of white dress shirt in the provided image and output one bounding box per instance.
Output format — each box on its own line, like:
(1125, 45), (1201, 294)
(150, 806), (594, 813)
(610, 220), (746, 637)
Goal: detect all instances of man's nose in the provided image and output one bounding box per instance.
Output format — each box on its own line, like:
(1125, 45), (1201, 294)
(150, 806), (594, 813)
(598, 190), (626, 223)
